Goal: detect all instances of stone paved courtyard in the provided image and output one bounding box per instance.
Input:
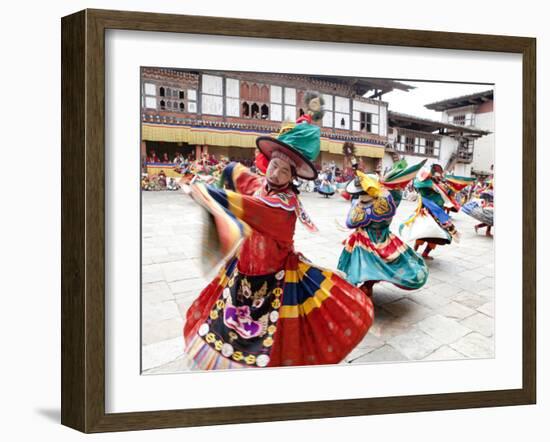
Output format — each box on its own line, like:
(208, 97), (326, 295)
(141, 189), (494, 374)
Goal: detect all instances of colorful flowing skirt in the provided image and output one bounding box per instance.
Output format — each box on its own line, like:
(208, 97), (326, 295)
(337, 226), (428, 289)
(462, 200), (493, 226)
(184, 253), (374, 370)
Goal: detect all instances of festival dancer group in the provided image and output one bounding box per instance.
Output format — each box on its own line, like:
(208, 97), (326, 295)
(180, 91), (492, 370)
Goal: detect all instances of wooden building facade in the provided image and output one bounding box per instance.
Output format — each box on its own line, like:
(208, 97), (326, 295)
(425, 90), (494, 176)
(140, 68), (414, 172)
(384, 111), (490, 177)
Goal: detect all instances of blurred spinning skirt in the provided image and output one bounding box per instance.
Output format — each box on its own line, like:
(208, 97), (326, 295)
(400, 196), (454, 246)
(462, 200), (494, 226)
(318, 183), (336, 196)
(184, 253), (374, 369)
(338, 226), (428, 289)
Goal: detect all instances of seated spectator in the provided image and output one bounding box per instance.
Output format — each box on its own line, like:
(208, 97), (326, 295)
(141, 174), (151, 191)
(158, 170), (167, 188)
(167, 177), (180, 191)
(147, 150), (159, 163)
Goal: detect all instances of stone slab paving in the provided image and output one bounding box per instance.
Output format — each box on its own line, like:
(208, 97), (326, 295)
(423, 345), (466, 361)
(459, 312), (494, 337)
(141, 189), (495, 374)
(449, 332), (495, 358)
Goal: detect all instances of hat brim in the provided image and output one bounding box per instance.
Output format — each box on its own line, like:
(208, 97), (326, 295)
(345, 178), (366, 195)
(256, 136), (318, 180)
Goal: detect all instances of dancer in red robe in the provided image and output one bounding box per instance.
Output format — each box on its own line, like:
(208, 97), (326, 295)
(183, 93), (374, 369)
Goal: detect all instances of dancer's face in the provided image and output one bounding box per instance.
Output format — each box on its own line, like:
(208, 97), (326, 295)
(266, 157), (292, 187)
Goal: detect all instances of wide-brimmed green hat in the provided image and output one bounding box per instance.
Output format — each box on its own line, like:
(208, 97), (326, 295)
(256, 121), (321, 180)
(256, 92), (324, 180)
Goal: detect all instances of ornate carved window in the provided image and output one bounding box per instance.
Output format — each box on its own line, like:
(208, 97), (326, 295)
(251, 103), (260, 119)
(242, 101), (250, 117)
(405, 136), (415, 153)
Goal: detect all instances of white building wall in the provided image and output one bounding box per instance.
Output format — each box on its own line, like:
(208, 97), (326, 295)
(442, 106), (476, 126)
(202, 74), (223, 95)
(226, 98), (240, 117)
(225, 78), (239, 98)
(379, 105), (387, 136)
(352, 100), (378, 114)
(144, 97), (157, 109)
(382, 153), (395, 172)
(202, 95), (223, 115)
(440, 105), (494, 175)
(144, 83), (156, 96)
(270, 86), (282, 103)
(452, 163), (472, 177)
(439, 137), (456, 171)
(471, 111), (495, 174)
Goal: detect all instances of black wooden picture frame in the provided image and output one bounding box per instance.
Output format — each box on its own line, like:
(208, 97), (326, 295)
(61, 8), (536, 433)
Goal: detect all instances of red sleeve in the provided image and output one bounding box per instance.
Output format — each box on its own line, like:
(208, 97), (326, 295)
(200, 184), (296, 242)
(235, 193), (296, 241)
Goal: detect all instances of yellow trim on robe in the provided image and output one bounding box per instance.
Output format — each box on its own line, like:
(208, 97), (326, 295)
(279, 270), (333, 319)
(298, 262), (311, 274)
(403, 196), (424, 227)
(284, 270), (299, 283)
(225, 192), (245, 219)
(218, 265), (231, 287)
(191, 184), (251, 266)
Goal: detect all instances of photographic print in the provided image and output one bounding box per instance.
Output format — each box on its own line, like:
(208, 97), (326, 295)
(61, 10), (535, 431)
(140, 68), (495, 373)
